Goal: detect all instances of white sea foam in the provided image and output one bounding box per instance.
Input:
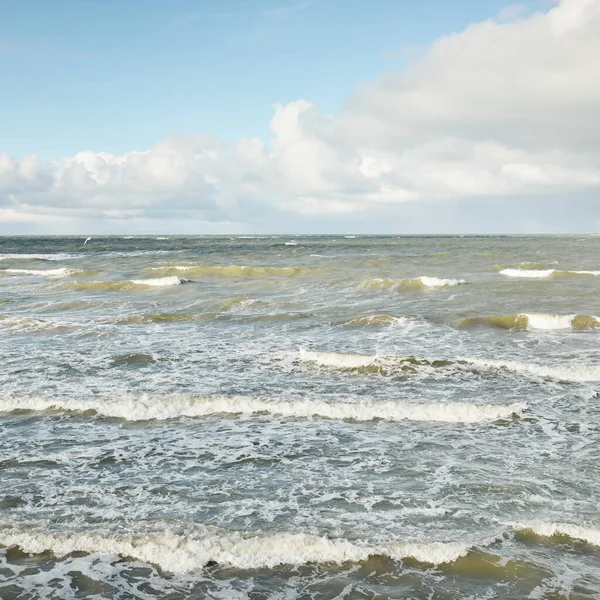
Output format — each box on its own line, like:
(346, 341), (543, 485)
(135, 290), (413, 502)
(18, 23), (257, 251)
(417, 276), (466, 287)
(0, 529), (470, 572)
(3, 268), (72, 277)
(130, 276), (188, 286)
(499, 268), (555, 278)
(299, 349), (377, 369)
(500, 268), (600, 278)
(521, 313), (577, 330)
(0, 395), (525, 423)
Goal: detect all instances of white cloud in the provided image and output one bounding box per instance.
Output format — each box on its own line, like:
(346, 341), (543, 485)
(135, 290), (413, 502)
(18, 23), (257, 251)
(1, 0), (600, 233)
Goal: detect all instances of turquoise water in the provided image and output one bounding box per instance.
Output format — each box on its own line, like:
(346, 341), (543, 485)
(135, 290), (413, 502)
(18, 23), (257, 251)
(1, 235), (600, 599)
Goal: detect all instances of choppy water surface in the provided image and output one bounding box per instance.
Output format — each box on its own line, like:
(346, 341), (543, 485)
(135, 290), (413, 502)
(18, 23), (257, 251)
(1, 235), (600, 599)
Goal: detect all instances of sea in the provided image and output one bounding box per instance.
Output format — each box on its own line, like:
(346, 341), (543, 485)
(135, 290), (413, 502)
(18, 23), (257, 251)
(1, 234), (600, 599)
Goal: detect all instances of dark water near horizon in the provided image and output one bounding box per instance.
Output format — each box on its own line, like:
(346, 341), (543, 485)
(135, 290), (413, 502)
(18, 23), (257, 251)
(1, 235), (600, 599)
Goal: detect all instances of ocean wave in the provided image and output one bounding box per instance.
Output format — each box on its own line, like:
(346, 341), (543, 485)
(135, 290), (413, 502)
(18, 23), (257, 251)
(465, 358), (600, 383)
(58, 277), (188, 291)
(359, 276), (466, 291)
(0, 253), (79, 262)
(0, 395), (525, 423)
(298, 350), (600, 383)
(145, 265), (316, 278)
(338, 314), (409, 327)
(500, 268), (600, 278)
(2, 268), (74, 277)
(0, 528), (470, 573)
(514, 522), (600, 547)
(0, 316), (71, 332)
(117, 313), (197, 324)
(130, 276), (189, 287)
(2, 523), (599, 575)
(458, 313), (600, 331)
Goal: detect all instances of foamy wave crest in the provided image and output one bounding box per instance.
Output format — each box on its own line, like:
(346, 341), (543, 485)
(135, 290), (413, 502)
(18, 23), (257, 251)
(298, 350), (600, 383)
(130, 276), (188, 287)
(459, 313), (600, 331)
(515, 522), (600, 547)
(499, 268), (555, 278)
(465, 358), (600, 382)
(0, 529), (470, 572)
(57, 277), (188, 291)
(0, 253), (78, 261)
(3, 268), (73, 277)
(360, 276), (466, 290)
(417, 276), (466, 287)
(500, 268), (600, 278)
(339, 314), (409, 327)
(0, 316), (71, 332)
(0, 395), (525, 423)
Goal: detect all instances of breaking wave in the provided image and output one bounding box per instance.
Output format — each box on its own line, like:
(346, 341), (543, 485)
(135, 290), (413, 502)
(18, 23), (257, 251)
(0, 528), (469, 572)
(458, 313), (600, 331)
(130, 276), (189, 287)
(298, 350), (600, 383)
(3, 522), (599, 576)
(338, 314), (409, 327)
(0, 395), (525, 423)
(2, 267), (74, 277)
(516, 522), (600, 547)
(0, 253), (79, 262)
(0, 316), (72, 332)
(360, 276), (466, 291)
(58, 277), (188, 291)
(500, 268), (600, 278)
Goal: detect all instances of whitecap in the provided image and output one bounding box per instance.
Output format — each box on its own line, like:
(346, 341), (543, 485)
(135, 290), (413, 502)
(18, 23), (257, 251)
(130, 276), (188, 287)
(0, 528), (470, 573)
(0, 394), (525, 423)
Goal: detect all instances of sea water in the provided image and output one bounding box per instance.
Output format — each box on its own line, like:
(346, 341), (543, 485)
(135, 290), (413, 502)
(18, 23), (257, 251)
(0, 235), (599, 598)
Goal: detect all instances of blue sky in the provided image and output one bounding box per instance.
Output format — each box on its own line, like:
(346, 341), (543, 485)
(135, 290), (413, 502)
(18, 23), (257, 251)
(2, 0), (599, 234)
(2, 0), (530, 159)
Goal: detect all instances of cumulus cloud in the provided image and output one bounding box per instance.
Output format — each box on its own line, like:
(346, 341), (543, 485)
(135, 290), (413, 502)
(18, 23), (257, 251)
(2, 0), (600, 233)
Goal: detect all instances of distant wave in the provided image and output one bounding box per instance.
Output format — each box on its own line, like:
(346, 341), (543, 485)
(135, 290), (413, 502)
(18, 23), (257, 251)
(297, 350), (600, 382)
(130, 276), (189, 287)
(359, 276), (466, 290)
(458, 313), (600, 331)
(500, 268), (600, 278)
(58, 276), (188, 291)
(117, 313), (197, 325)
(0, 316), (72, 332)
(0, 253), (79, 262)
(2, 267), (74, 277)
(0, 394), (525, 423)
(338, 314), (410, 327)
(0, 528), (469, 573)
(145, 265), (317, 278)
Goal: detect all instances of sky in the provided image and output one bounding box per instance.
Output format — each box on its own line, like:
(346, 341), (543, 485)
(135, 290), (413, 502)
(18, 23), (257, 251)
(1, 0), (599, 234)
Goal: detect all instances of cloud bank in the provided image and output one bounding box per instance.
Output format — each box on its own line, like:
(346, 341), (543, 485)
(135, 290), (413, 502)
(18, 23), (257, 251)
(2, 0), (600, 233)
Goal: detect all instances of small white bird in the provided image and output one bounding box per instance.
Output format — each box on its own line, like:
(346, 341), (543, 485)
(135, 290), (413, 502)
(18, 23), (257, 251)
(83, 236), (92, 246)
